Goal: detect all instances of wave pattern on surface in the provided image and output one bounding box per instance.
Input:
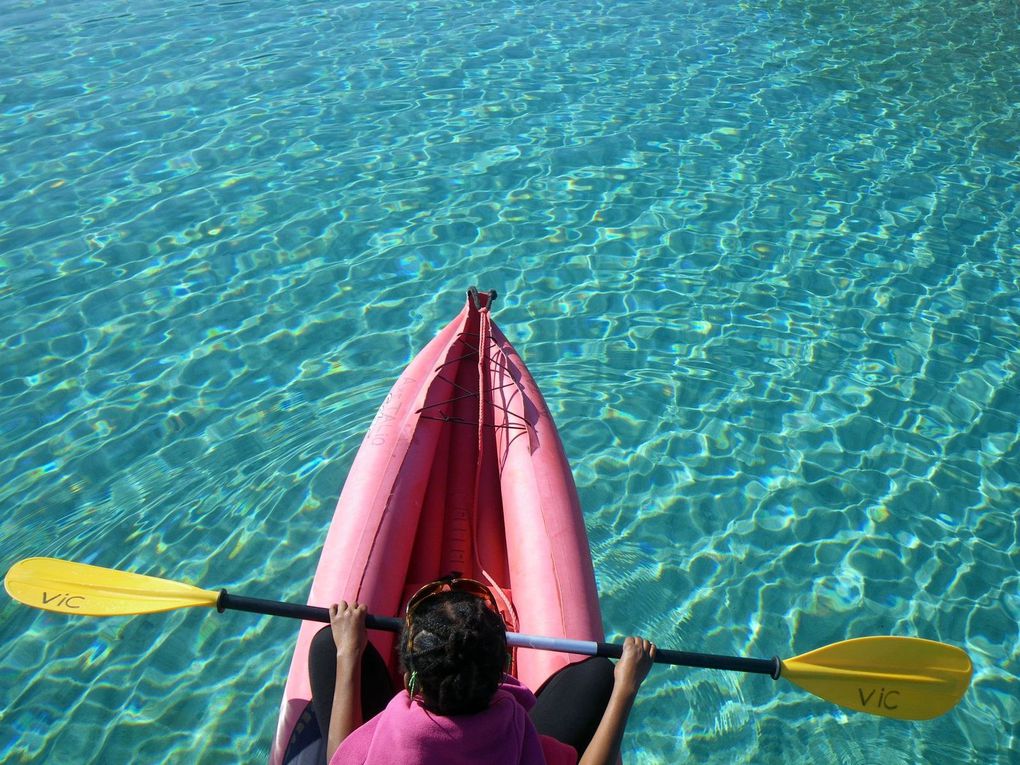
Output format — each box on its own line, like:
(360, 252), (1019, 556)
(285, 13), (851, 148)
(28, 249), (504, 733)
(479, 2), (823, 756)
(1, 0), (1018, 762)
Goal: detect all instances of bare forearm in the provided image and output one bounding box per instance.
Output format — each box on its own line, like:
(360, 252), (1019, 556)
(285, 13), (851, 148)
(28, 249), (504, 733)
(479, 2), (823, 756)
(579, 636), (654, 765)
(577, 688), (637, 765)
(326, 655), (362, 761)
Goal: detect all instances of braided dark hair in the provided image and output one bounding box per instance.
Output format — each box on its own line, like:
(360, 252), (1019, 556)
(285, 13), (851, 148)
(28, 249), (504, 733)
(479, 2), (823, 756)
(399, 590), (507, 716)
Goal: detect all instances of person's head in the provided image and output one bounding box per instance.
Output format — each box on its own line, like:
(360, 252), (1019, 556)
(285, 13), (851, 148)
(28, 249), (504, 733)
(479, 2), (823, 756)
(399, 587), (507, 716)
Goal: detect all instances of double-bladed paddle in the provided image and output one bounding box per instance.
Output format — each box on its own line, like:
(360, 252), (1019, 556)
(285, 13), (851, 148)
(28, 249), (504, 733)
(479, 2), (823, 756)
(4, 557), (972, 721)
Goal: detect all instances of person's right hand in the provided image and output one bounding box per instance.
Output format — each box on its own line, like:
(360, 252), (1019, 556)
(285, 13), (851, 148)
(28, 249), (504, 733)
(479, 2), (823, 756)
(614, 636), (656, 697)
(329, 601), (367, 660)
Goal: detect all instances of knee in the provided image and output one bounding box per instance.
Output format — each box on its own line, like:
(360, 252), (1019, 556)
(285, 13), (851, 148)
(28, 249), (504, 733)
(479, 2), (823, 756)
(565, 656), (616, 695)
(588, 657), (615, 691)
(577, 656), (613, 675)
(309, 626), (337, 661)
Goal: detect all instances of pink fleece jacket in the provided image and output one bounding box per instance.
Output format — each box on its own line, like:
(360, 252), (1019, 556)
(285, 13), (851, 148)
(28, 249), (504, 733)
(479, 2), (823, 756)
(330, 675), (576, 765)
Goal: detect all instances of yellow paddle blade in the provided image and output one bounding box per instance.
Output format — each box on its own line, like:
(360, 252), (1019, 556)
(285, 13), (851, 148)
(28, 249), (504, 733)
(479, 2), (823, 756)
(4, 557), (220, 616)
(781, 636), (972, 720)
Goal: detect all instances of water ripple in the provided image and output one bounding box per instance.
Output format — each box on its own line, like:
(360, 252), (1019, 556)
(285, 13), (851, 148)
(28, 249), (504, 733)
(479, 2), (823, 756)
(3, 0), (1020, 762)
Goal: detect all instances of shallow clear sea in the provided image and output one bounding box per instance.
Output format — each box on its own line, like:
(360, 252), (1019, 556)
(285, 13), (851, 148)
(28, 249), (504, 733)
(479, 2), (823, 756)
(2, 0), (1018, 762)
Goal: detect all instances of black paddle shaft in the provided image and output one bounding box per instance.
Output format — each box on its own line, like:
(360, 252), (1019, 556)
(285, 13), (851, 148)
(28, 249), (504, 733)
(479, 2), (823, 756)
(217, 591), (781, 679)
(596, 642), (781, 678)
(217, 591), (402, 631)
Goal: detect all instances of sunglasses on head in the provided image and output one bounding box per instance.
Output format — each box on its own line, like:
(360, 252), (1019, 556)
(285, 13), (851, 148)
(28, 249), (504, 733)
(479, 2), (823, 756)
(404, 575), (503, 627)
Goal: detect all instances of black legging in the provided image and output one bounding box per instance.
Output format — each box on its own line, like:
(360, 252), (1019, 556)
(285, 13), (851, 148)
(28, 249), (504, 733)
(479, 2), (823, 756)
(309, 627), (615, 757)
(530, 656), (616, 755)
(308, 627), (395, 744)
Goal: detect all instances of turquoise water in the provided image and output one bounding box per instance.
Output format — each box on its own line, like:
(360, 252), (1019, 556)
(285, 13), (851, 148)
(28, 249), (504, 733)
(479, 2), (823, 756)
(2, 0), (1018, 761)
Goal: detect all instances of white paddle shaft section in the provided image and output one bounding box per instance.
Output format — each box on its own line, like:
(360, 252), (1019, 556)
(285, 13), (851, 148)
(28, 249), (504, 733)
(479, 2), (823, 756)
(507, 632), (599, 655)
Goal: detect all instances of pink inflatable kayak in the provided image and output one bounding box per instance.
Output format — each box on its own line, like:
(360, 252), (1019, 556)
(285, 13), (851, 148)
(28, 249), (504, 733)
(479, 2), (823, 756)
(271, 288), (604, 764)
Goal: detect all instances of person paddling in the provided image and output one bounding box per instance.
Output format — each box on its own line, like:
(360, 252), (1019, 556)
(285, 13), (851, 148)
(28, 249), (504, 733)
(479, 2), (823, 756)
(309, 578), (655, 765)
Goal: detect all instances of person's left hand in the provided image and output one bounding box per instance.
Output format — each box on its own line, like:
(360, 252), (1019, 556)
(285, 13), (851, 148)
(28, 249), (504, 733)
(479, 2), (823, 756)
(329, 601), (367, 659)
